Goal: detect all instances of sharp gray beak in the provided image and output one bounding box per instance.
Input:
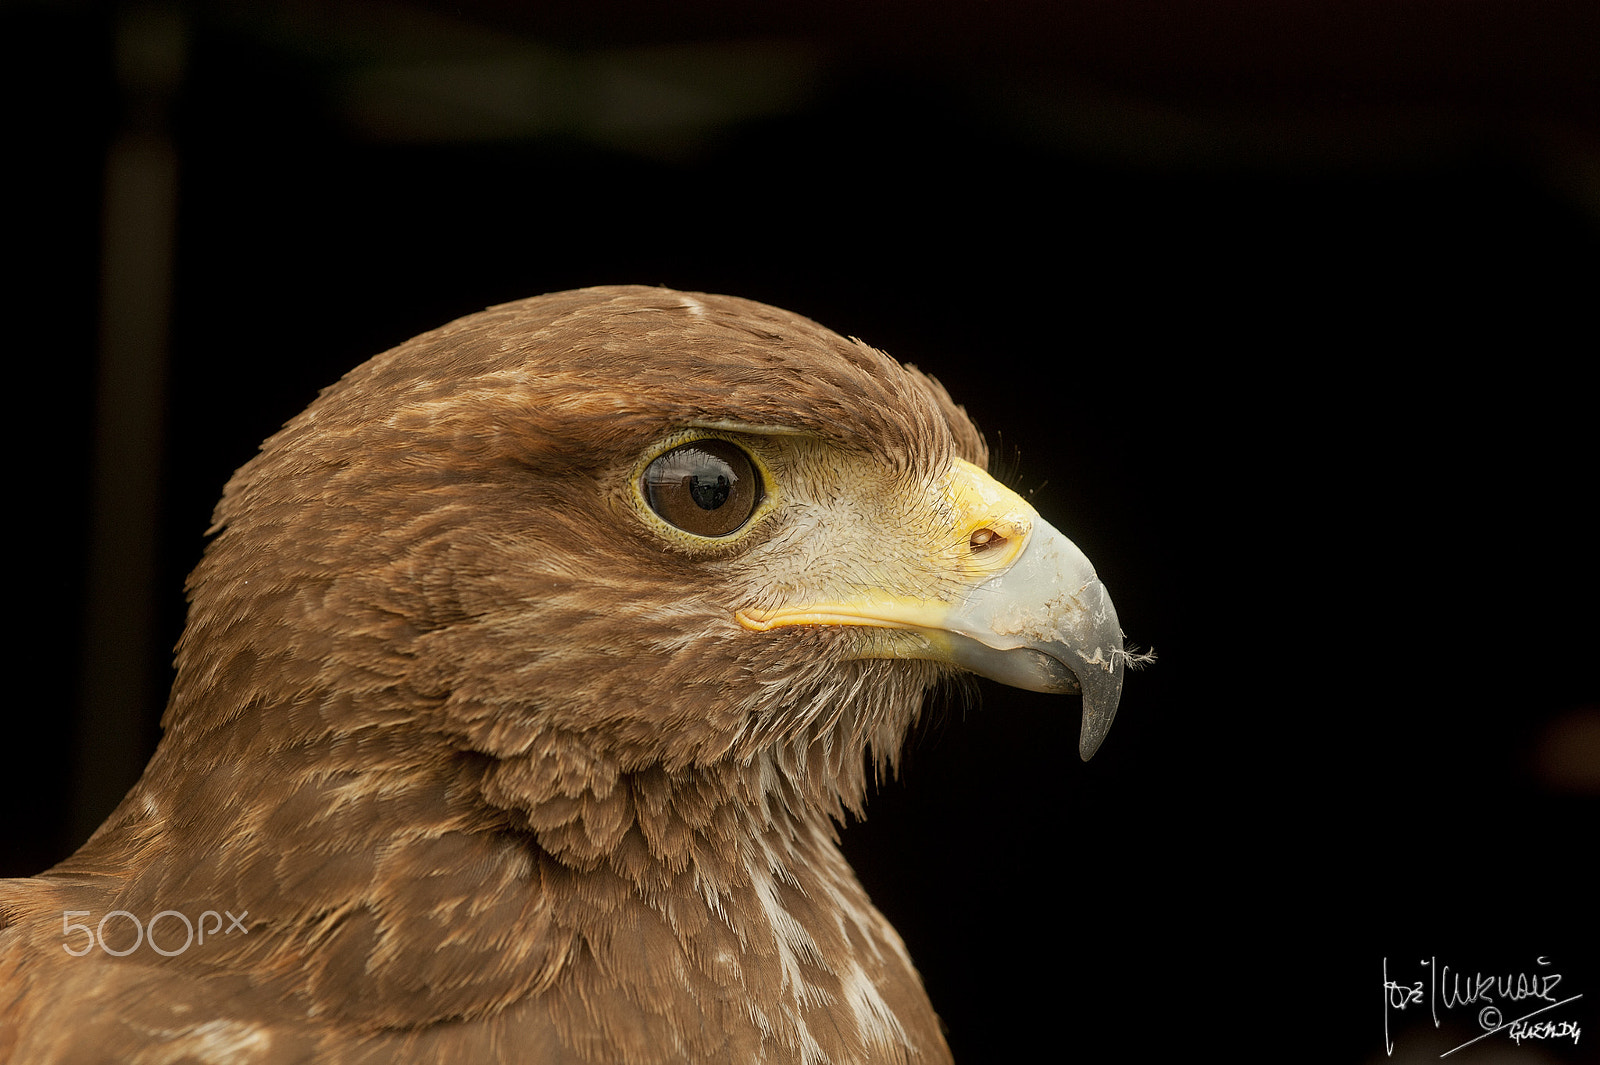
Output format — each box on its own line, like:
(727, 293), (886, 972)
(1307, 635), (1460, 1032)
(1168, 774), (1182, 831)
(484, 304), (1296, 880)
(733, 456), (1134, 760)
(940, 517), (1126, 760)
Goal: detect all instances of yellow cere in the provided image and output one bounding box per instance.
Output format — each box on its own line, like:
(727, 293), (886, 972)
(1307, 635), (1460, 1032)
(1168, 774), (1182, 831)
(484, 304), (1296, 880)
(735, 458), (1037, 635)
(940, 458), (1033, 575)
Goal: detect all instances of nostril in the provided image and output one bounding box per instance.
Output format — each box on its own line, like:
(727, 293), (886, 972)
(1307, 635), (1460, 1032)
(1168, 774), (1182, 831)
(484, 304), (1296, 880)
(970, 528), (1004, 550)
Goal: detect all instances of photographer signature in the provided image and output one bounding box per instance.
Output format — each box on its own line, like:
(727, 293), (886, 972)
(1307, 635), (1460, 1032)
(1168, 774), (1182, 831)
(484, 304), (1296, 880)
(1383, 956), (1583, 1057)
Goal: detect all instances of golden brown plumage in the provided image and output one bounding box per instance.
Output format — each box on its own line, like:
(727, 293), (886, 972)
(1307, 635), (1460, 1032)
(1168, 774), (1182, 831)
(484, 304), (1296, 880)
(1, 286), (1130, 1063)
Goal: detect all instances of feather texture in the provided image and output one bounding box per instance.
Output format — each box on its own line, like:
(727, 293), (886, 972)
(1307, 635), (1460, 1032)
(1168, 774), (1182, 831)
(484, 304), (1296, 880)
(1, 287), (1011, 1063)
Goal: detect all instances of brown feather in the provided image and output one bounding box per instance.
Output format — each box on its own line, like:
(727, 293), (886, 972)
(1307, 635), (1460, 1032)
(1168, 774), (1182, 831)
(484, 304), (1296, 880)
(1, 286), (987, 1063)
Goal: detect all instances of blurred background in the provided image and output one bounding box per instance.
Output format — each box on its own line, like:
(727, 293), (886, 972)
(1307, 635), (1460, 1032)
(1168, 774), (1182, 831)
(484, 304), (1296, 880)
(7, 2), (1597, 1061)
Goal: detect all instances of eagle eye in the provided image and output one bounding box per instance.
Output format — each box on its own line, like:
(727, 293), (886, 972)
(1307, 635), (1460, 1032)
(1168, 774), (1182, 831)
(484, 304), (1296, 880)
(642, 439), (763, 538)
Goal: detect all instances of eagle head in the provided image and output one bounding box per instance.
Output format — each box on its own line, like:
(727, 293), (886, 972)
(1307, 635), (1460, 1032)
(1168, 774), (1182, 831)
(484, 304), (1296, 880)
(7, 286), (1134, 1064)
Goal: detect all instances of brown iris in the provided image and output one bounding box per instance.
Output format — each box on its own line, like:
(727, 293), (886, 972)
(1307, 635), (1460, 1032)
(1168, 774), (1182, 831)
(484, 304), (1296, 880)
(642, 439), (762, 537)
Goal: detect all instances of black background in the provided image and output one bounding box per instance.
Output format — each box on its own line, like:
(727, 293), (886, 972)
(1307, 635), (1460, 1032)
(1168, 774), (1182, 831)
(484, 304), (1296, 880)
(8, 3), (1597, 1062)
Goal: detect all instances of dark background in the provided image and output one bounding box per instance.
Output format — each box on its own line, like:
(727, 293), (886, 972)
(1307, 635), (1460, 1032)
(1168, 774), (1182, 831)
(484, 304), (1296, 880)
(8, 2), (1597, 1062)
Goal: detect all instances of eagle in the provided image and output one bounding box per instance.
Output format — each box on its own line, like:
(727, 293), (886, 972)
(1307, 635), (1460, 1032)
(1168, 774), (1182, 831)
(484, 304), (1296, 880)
(1, 286), (1131, 1064)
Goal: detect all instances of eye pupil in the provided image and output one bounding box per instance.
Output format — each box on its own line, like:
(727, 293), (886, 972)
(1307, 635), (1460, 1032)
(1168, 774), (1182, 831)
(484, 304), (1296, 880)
(690, 474), (731, 511)
(643, 439), (762, 537)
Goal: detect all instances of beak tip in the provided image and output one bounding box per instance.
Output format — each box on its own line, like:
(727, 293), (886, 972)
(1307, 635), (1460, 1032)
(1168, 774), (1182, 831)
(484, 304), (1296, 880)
(1075, 655), (1125, 761)
(1078, 715), (1109, 761)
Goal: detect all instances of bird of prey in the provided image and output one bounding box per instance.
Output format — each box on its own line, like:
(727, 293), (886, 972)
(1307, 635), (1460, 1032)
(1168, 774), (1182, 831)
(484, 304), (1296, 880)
(1, 286), (1132, 1064)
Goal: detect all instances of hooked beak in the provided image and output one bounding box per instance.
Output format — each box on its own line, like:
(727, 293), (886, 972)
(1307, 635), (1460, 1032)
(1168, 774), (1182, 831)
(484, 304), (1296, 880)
(736, 459), (1129, 760)
(935, 514), (1125, 759)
